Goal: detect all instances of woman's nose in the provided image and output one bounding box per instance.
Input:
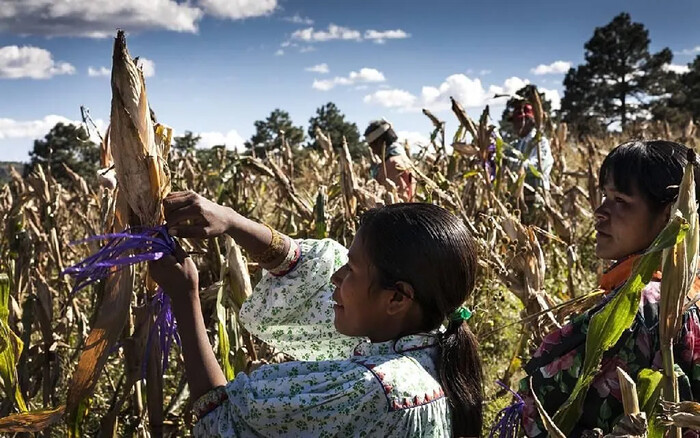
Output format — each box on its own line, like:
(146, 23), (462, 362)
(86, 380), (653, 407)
(594, 200), (609, 222)
(330, 265), (347, 287)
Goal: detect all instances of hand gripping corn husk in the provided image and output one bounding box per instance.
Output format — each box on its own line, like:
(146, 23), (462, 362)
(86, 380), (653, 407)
(659, 149), (699, 438)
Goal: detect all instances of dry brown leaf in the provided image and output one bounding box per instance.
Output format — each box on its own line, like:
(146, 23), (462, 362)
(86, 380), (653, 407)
(0, 406), (65, 432)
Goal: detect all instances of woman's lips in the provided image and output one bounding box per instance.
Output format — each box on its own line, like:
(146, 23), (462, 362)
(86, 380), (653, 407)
(595, 227), (611, 238)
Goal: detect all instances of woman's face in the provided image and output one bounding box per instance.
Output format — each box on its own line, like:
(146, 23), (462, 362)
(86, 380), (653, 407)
(594, 176), (669, 261)
(329, 232), (395, 340)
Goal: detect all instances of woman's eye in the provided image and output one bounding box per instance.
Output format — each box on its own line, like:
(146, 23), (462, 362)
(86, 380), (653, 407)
(614, 197), (626, 204)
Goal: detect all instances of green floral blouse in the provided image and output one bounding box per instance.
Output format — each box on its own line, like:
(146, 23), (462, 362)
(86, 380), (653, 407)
(194, 239), (452, 437)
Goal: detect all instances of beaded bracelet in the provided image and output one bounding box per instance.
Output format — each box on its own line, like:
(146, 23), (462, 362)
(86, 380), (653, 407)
(250, 224), (286, 265)
(192, 385), (228, 421)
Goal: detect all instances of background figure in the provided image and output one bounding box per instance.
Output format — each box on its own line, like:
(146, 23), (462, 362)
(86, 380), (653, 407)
(364, 119), (416, 202)
(505, 103), (554, 211)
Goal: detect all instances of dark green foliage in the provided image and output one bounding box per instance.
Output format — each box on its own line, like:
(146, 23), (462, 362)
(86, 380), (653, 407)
(307, 102), (363, 158)
(245, 109), (305, 156)
(173, 131), (201, 152)
(651, 55), (700, 125)
(561, 13), (673, 131)
(25, 122), (99, 185)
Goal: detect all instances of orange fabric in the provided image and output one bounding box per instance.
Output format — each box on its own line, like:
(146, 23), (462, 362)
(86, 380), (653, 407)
(599, 255), (660, 295)
(600, 254), (700, 300)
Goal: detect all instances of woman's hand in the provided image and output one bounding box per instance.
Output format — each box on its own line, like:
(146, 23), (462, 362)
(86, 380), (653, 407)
(164, 191), (236, 238)
(149, 244), (199, 300)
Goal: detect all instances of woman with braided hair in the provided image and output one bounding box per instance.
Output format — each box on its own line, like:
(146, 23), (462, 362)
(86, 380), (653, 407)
(150, 193), (484, 437)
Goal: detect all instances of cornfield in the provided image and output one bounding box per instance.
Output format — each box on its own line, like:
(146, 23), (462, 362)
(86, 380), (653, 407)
(1, 32), (700, 437)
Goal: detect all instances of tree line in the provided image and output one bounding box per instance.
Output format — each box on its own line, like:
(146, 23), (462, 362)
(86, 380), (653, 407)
(18, 12), (700, 185)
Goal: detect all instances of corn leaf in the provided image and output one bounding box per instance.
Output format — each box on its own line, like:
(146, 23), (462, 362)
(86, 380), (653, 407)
(66, 268), (133, 430)
(636, 368), (664, 438)
(530, 377), (566, 438)
(553, 214), (687, 433)
(0, 273), (27, 412)
(0, 406), (65, 432)
(216, 285), (235, 380)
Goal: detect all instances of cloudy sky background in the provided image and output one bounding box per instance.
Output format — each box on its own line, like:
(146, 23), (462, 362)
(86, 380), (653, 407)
(0, 0), (699, 161)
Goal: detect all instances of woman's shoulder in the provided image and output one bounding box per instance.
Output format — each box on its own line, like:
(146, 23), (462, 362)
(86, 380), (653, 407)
(351, 349), (446, 412)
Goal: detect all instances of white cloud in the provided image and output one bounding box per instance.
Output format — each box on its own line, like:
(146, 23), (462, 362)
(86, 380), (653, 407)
(305, 63), (329, 74)
(312, 67), (385, 91)
(531, 60), (572, 75)
(197, 0), (276, 19)
(677, 46), (700, 56)
(0, 115), (104, 141)
(299, 46), (316, 53)
(0, 46), (75, 79)
(396, 130), (429, 147)
(540, 87), (562, 111)
(292, 24), (361, 42)
(275, 49), (284, 56)
(87, 66), (110, 77)
(0, 0), (275, 37)
(663, 63), (690, 74)
(362, 74), (561, 114)
(363, 89), (416, 108)
(364, 29), (410, 44)
(479, 69), (492, 76)
(137, 57), (155, 77)
(197, 129), (245, 150)
(283, 14), (313, 25)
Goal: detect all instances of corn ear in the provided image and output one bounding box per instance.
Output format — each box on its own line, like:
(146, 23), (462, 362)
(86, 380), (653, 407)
(109, 30), (169, 226)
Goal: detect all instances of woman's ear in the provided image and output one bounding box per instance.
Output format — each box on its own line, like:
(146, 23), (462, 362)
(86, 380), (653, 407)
(385, 281), (415, 316)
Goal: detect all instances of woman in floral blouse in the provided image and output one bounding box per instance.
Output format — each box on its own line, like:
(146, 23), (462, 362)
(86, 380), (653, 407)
(519, 140), (700, 437)
(149, 195), (483, 437)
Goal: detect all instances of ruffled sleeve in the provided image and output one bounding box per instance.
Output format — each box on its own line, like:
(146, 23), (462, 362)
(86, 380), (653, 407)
(239, 238), (359, 361)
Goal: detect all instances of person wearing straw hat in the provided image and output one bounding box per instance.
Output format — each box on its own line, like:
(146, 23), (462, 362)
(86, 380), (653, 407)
(364, 119), (416, 202)
(505, 103), (554, 210)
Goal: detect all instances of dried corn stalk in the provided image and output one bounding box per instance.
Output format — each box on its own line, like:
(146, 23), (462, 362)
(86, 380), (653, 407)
(659, 150), (699, 438)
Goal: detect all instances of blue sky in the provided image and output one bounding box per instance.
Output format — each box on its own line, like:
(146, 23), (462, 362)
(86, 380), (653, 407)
(1, 0), (699, 162)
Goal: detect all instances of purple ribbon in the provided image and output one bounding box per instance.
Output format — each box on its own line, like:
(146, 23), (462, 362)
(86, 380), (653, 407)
(62, 225), (176, 295)
(143, 288), (181, 377)
(62, 225), (181, 376)
(488, 380), (524, 438)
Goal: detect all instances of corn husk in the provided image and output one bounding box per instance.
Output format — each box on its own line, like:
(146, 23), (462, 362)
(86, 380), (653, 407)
(659, 149), (698, 438)
(109, 30), (170, 226)
(659, 400), (700, 430)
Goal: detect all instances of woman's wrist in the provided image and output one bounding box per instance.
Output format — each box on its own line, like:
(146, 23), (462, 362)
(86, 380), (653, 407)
(170, 285), (200, 313)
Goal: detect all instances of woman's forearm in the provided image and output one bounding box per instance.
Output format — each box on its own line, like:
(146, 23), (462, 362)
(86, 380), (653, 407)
(171, 292), (227, 401)
(225, 209), (291, 270)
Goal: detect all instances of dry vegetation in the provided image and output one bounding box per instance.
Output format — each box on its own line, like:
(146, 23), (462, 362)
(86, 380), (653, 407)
(2, 36), (700, 437)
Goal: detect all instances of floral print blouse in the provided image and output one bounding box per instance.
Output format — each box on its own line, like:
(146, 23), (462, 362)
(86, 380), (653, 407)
(519, 256), (700, 437)
(194, 238), (452, 437)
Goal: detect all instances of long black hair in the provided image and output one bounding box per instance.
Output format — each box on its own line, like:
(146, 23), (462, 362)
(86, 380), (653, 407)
(599, 140), (700, 212)
(358, 203), (483, 436)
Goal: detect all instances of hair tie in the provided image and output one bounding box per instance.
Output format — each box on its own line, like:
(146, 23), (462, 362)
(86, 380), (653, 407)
(450, 305), (472, 322)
